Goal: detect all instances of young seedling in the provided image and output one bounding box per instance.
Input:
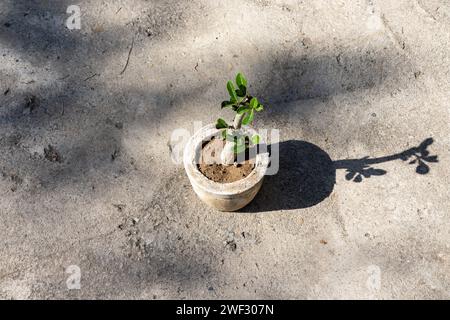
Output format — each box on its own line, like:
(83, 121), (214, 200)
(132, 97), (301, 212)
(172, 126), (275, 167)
(215, 72), (264, 165)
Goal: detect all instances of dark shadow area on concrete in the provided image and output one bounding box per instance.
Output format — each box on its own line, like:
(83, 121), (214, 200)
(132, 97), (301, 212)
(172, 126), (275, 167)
(335, 137), (438, 182)
(0, 0), (206, 190)
(255, 51), (388, 104)
(0, 1), (418, 208)
(0, 0), (410, 193)
(243, 138), (438, 212)
(29, 236), (216, 299)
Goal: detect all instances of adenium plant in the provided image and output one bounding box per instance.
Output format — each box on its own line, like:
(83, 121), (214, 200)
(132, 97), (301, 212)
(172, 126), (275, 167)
(215, 72), (264, 165)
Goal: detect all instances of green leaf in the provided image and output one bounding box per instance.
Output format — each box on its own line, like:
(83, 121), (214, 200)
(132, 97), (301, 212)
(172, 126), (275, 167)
(242, 109), (254, 125)
(221, 129), (227, 140)
(236, 95), (245, 103)
(235, 73), (247, 97)
(251, 134), (260, 145)
(237, 106), (251, 114)
(227, 81), (237, 101)
(221, 100), (233, 108)
(215, 118), (228, 129)
(250, 97), (258, 109)
(236, 86), (246, 97)
(236, 73), (247, 87)
(255, 103), (264, 112)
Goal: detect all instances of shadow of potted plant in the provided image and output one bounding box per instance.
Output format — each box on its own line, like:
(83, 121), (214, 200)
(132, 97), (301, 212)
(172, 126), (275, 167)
(336, 137), (438, 182)
(243, 137), (438, 212)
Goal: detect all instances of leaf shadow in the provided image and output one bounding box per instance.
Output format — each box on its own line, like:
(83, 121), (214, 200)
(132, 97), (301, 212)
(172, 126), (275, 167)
(334, 137), (438, 182)
(242, 138), (438, 212)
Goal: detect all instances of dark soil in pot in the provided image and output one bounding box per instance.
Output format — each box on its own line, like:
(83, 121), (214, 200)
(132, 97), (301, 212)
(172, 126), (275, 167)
(197, 137), (255, 183)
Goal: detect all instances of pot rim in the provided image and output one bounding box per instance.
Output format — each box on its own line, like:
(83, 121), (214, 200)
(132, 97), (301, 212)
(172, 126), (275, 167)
(183, 124), (270, 196)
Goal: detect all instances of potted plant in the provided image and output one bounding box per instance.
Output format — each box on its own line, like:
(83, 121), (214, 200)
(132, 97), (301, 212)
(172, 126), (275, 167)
(183, 72), (270, 211)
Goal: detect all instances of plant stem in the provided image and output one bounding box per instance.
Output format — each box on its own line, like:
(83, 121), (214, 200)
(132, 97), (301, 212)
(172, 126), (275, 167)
(220, 140), (235, 165)
(221, 96), (250, 165)
(222, 114), (245, 165)
(233, 113), (245, 129)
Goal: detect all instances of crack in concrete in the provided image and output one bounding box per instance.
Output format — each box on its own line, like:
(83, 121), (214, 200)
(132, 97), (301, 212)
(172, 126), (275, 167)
(381, 14), (406, 53)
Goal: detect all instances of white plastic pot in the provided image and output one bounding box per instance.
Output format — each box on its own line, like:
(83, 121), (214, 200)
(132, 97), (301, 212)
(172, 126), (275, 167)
(183, 124), (270, 211)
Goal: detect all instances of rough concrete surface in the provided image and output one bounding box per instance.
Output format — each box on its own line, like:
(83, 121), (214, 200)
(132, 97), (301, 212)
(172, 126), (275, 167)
(0, 0), (449, 299)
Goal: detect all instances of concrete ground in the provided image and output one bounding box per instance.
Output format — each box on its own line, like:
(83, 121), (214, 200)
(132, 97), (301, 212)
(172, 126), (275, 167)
(0, 0), (449, 299)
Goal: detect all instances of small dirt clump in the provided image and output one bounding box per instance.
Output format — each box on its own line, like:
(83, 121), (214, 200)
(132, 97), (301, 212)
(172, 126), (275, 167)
(44, 145), (62, 163)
